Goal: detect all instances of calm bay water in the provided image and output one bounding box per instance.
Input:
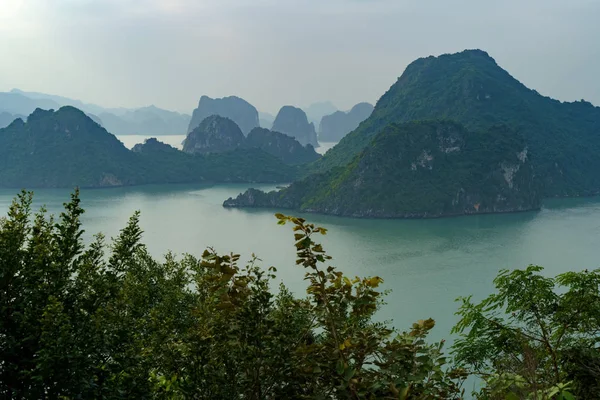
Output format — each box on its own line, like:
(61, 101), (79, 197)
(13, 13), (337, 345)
(1, 182), (599, 346)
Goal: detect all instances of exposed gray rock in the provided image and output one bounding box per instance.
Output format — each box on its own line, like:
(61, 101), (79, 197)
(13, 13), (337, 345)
(318, 102), (373, 142)
(271, 106), (318, 147)
(188, 95), (259, 135)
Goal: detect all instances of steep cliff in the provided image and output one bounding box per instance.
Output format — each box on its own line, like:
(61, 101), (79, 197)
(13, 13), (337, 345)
(188, 95), (259, 135)
(318, 102), (374, 142)
(271, 106), (318, 147)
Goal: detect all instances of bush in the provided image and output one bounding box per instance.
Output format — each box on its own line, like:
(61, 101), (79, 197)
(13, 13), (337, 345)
(0, 191), (463, 399)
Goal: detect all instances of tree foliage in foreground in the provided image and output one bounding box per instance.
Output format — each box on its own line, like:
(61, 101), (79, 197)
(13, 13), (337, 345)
(453, 266), (600, 399)
(1, 191), (598, 399)
(0, 190), (463, 399)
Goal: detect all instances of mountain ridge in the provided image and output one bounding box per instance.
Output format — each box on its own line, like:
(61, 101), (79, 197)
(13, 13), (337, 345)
(0, 107), (295, 188)
(309, 49), (600, 197)
(224, 120), (541, 218)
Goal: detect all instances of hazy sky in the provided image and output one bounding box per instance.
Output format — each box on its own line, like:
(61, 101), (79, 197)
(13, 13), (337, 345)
(1, 0), (599, 114)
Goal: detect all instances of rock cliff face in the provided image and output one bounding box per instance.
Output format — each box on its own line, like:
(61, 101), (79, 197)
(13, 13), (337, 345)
(224, 120), (542, 218)
(271, 106), (318, 147)
(244, 127), (321, 165)
(183, 115), (245, 155)
(319, 102), (374, 142)
(188, 96), (259, 135)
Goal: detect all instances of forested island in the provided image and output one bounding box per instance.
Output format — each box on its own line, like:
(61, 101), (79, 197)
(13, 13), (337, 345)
(225, 120), (541, 217)
(226, 49), (600, 218)
(0, 107), (316, 188)
(2, 49), (600, 219)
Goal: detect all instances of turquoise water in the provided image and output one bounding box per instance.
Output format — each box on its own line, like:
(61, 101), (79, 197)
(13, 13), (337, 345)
(1, 183), (599, 347)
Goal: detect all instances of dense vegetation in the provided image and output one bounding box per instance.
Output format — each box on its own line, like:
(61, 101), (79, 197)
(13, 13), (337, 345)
(134, 138), (297, 184)
(0, 107), (296, 188)
(225, 120), (541, 218)
(1, 191), (597, 399)
(245, 127), (321, 165)
(183, 115), (246, 155)
(312, 49), (600, 197)
(452, 266), (600, 399)
(183, 116), (320, 165)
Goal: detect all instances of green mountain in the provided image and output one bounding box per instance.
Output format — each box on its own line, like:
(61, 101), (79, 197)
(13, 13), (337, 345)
(0, 107), (295, 188)
(181, 116), (320, 165)
(314, 49), (600, 197)
(188, 95), (259, 135)
(183, 115), (245, 155)
(224, 120), (541, 218)
(244, 127), (321, 165)
(0, 107), (140, 188)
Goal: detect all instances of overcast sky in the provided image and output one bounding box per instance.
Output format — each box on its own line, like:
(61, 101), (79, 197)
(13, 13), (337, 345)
(0, 0), (598, 114)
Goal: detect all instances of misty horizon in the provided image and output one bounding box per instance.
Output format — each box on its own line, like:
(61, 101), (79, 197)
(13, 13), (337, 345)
(1, 0), (599, 115)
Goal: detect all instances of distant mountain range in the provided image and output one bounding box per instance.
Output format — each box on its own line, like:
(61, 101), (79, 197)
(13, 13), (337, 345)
(259, 111), (276, 129)
(0, 89), (190, 135)
(188, 96), (259, 135)
(225, 49), (600, 218)
(183, 115), (320, 165)
(1, 89), (358, 141)
(304, 101), (338, 127)
(318, 102), (374, 142)
(6, 49), (597, 220)
(0, 107), (296, 188)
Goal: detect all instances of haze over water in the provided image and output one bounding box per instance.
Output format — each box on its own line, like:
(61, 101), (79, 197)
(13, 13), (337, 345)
(1, 181), (598, 343)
